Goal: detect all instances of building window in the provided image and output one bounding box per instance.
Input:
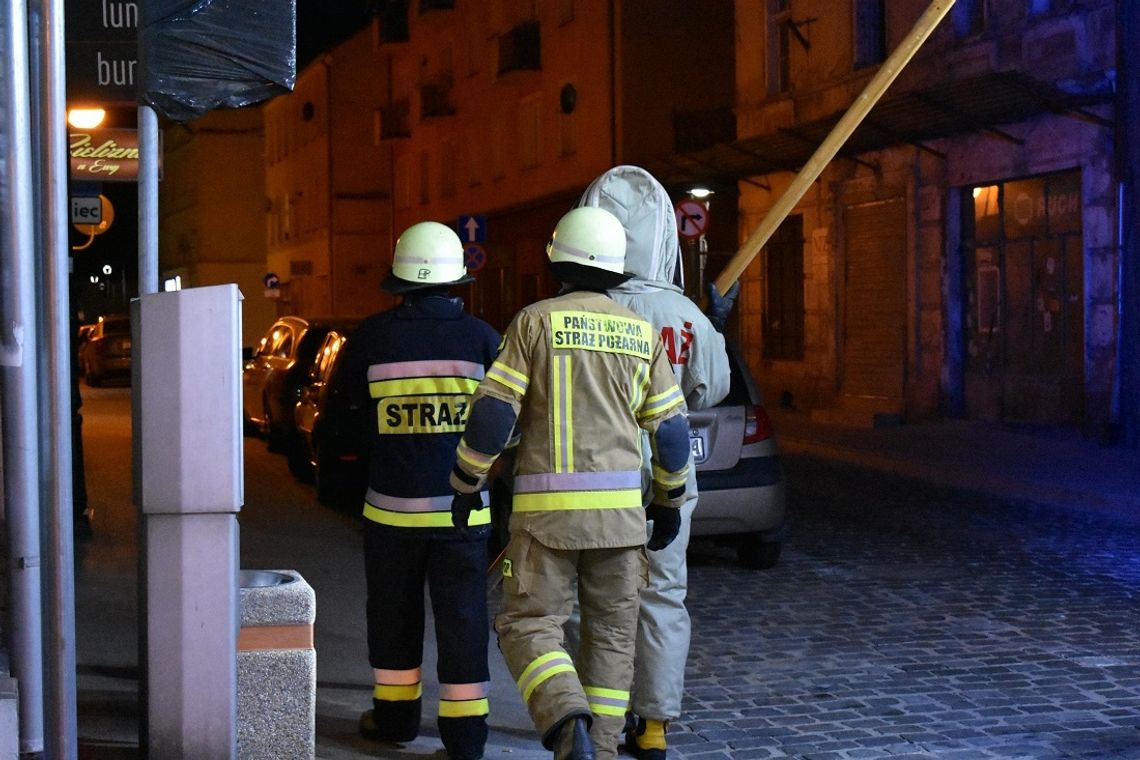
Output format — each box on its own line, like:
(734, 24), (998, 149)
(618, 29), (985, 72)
(468, 129), (485, 188)
(395, 155), (412, 209)
(498, 20), (541, 76)
(1028, 0), (1069, 14)
(441, 139), (456, 197)
(854, 0), (886, 69)
(560, 110), (576, 157)
(767, 0), (792, 96)
(953, 0), (986, 38)
(519, 95), (540, 169)
(491, 122), (505, 180)
(763, 215), (805, 360)
(419, 151), (430, 205)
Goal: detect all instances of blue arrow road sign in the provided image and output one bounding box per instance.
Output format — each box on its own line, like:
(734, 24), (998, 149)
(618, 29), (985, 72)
(457, 215), (487, 243)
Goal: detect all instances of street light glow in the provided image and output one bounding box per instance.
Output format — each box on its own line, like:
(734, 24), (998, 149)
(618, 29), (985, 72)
(67, 108), (106, 129)
(689, 186), (713, 199)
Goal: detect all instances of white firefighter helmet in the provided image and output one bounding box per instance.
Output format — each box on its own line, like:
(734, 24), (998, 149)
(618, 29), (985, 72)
(546, 206), (630, 288)
(382, 221), (474, 294)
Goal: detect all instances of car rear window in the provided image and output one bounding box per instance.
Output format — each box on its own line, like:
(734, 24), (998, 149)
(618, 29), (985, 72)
(719, 348), (756, 407)
(102, 317), (130, 334)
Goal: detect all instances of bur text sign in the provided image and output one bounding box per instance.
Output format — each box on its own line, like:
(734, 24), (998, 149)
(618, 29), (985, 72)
(66, 0), (139, 106)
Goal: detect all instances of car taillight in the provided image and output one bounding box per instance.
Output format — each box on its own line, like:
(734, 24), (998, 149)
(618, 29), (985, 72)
(742, 403), (773, 444)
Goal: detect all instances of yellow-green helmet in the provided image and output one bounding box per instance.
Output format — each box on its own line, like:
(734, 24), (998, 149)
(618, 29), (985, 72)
(382, 221), (474, 294)
(546, 207), (630, 289)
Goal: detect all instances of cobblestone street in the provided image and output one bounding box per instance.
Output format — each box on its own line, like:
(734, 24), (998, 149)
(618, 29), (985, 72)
(671, 454), (1140, 759)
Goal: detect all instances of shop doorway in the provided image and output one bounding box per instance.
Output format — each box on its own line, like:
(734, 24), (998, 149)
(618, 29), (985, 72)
(962, 170), (1084, 425)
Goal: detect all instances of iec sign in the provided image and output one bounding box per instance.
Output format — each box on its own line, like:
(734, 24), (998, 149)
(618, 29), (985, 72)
(70, 129), (140, 182)
(66, 0), (139, 106)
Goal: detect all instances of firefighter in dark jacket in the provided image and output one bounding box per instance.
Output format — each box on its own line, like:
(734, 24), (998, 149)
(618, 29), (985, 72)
(450, 207), (692, 760)
(338, 221), (501, 760)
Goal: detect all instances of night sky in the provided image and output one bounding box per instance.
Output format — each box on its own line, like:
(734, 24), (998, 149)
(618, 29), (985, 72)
(295, 0), (377, 68)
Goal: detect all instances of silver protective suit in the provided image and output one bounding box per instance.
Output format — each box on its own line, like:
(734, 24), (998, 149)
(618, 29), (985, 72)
(579, 165), (730, 721)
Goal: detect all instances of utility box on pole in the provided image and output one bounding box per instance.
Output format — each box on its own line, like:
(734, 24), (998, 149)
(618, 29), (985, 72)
(133, 284), (243, 758)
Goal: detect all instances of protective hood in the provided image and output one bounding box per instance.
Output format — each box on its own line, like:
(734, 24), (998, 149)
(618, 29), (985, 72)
(578, 165), (684, 295)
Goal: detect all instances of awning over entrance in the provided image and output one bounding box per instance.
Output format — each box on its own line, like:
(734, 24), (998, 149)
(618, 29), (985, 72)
(645, 71), (1114, 189)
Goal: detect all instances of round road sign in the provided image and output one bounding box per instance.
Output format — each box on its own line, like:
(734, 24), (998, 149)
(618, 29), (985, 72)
(464, 243), (487, 272)
(674, 199), (710, 240)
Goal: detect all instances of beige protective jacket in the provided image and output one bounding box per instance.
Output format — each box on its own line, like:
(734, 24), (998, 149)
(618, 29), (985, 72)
(451, 289), (690, 550)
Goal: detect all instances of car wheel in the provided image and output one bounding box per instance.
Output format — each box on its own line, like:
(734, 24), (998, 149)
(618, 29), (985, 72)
(242, 410), (259, 437)
(314, 444), (338, 505)
(263, 397), (284, 453)
(286, 435), (314, 483)
(737, 534), (781, 570)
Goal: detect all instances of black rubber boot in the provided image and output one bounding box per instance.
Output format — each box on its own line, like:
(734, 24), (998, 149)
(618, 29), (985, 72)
(439, 714), (488, 760)
(554, 716), (596, 760)
(359, 696), (421, 743)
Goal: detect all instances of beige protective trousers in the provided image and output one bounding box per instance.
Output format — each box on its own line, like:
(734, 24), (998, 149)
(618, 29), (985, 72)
(496, 531), (647, 760)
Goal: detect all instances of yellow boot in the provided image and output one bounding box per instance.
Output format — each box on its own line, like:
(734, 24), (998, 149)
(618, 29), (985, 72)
(625, 716), (667, 760)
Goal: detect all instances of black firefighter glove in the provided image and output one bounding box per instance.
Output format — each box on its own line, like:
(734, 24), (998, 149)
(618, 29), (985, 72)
(645, 504), (681, 551)
(451, 491), (486, 537)
(705, 281), (740, 333)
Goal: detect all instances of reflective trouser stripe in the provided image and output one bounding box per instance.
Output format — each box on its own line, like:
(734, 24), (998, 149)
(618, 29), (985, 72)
(440, 681), (490, 700)
(374, 682), (423, 701)
(439, 697), (490, 718)
(584, 685), (630, 717)
(375, 667), (421, 684)
(517, 651), (577, 703)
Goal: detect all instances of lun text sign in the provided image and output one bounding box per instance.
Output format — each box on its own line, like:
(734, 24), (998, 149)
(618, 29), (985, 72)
(66, 0), (139, 106)
(70, 129), (141, 182)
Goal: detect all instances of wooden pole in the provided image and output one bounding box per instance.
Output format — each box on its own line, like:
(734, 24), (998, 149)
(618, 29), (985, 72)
(714, 0), (957, 294)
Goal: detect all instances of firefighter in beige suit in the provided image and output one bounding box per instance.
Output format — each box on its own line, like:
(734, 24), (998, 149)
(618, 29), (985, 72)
(449, 207), (693, 760)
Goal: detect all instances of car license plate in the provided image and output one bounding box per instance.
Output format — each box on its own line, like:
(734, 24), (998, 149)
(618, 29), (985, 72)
(689, 429), (707, 463)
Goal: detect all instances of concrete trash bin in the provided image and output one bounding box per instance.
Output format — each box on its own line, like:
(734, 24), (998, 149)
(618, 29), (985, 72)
(237, 569), (316, 759)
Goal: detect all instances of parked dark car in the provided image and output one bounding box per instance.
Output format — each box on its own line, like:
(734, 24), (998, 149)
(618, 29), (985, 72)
(290, 326), (366, 507)
(242, 316), (360, 451)
(488, 346), (786, 569)
(80, 314), (132, 387)
(76, 322), (97, 376)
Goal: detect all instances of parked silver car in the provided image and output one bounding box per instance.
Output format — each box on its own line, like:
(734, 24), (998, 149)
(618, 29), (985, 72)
(242, 316), (358, 451)
(688, 346), (786, 569)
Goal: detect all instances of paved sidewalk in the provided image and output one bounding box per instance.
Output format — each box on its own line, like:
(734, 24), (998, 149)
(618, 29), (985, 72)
(767, 408), (1140, 523)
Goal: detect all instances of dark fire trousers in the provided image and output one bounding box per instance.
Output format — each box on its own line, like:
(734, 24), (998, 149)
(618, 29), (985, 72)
(364, 522), (491, 755)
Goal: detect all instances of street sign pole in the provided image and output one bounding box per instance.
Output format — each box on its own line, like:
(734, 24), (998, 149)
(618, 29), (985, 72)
(2, 0), (46, 753)
(139, 105), (159, 296)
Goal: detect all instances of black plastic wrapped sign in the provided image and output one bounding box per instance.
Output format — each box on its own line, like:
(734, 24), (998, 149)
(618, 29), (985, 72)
(140, 0), (297, 123)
